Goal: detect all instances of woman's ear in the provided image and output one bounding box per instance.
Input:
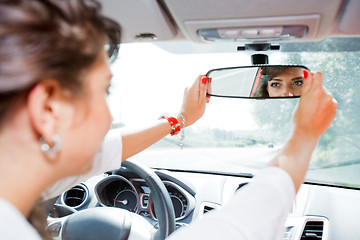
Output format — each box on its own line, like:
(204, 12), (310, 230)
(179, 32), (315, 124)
(27, 80), (74, 142)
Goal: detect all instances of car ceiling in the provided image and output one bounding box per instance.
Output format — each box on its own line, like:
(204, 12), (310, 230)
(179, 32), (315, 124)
(99, 0), (360, 47)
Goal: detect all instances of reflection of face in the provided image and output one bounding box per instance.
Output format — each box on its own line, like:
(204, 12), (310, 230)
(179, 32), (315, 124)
(267, 67), (305, 97)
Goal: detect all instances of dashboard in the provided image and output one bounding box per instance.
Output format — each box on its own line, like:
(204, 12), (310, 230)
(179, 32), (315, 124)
(53, 166), (360, 240)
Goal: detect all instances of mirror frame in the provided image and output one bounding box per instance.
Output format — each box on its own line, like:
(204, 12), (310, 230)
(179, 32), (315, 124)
(205, 65), (310, 99)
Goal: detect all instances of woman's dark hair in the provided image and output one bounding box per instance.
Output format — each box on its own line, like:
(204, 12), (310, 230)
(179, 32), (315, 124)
(0, 0), (121, 127)
(252, 67), (290, 97)
(261, 66), (290, 79)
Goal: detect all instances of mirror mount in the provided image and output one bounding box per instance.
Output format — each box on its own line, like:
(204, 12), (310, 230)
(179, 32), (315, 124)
(251, 54), (269, 64)
(237, 43), (280, 51)
(237, 43), (280, 64)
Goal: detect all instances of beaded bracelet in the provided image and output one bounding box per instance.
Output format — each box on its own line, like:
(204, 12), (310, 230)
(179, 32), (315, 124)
(160, 113), (181, 136)
(178, 113), (185, 149)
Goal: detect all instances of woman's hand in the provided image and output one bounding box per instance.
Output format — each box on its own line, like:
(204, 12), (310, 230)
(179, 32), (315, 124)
(292, 71), (338, 139)
(178, 75), (209, 127)
(121, 75), (209, 160)
(269, 71), (337, 192)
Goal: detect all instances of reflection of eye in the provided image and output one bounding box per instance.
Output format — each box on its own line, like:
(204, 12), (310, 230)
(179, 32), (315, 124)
(293, 80), (303, 87)
(270, 82), (281, 88)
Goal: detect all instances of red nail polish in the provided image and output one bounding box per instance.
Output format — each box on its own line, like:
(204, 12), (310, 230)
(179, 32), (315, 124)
(201, 76), (207, 84)
(303, 70), (309, 79)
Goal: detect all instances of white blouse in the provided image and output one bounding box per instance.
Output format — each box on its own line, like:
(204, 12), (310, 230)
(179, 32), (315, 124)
(167, 167), (295, 240)
(0, 129), (295, 240)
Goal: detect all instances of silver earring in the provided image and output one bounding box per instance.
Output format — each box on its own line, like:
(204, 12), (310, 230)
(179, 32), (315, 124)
(40, 135), (62, 154)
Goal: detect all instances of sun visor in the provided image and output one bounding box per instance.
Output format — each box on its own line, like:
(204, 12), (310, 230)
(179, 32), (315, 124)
(163, 0), (343, 43)
(338, 0), (360, 35)
(99, 0), (176, 43)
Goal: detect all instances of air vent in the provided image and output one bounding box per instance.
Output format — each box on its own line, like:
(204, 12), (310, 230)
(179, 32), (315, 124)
(62, 184), (88, 208)
(236, 182), (249, 192)
(301, 221), (324, 239)
(200, 202), (221, 217)
(203, 205), (215, 214)
(284, 226), (295, 240)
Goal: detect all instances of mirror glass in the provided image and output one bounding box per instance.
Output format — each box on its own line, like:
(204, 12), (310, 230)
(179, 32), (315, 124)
(206, 65), (309, 98)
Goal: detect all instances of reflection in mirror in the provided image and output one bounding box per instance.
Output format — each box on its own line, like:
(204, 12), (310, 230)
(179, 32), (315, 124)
(206, 65), (309, 99)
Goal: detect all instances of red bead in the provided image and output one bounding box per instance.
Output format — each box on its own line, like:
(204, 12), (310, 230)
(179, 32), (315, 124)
(161, 114), (181, 136)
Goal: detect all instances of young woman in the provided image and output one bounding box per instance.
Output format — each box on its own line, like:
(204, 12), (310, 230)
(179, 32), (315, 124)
(0, 0), (337, 239)
(0, 0), (207, 238)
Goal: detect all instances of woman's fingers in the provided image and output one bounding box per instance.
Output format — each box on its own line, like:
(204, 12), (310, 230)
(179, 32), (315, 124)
(179, 75), (208, 126)
(294, 71), (337, 138)
(311, 72), (323, 90)
(300, 70), (312, 95)
(198, 75), (208, 103)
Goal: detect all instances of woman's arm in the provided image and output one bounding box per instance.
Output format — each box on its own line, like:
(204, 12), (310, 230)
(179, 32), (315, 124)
(42, 75), (209, 199)
(121, 75), (208, 161)
(268, 72), (338, 192)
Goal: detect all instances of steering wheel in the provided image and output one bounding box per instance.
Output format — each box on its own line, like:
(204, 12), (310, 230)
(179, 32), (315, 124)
(60, 160), (176, 240)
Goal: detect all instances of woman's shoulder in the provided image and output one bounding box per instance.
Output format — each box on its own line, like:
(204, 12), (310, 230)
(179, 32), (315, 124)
(0, 198), (41, 240)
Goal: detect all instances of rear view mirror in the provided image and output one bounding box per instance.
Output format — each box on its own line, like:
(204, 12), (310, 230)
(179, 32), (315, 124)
(206, 65), (310, 99)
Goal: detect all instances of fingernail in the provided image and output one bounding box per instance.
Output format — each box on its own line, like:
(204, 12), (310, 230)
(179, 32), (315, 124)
(303, 70), (309, 79)
(201, 76), (207, 84)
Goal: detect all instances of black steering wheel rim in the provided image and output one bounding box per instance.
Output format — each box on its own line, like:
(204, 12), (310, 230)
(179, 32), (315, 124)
(122, 160), (176, 239)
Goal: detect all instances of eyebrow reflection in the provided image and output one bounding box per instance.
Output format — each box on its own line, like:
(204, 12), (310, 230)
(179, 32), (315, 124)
(270, 76), (304, 82)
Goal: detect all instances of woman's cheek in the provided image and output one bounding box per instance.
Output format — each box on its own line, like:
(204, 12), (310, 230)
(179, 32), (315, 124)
(100, 96), (112, 131)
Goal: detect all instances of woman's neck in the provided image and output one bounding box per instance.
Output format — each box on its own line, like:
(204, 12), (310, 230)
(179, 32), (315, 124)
(0, 130), (58, 217)
(0, 158), (54, 217)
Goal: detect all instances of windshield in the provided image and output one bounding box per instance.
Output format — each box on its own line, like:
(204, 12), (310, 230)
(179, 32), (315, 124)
(109, 38), (360, 188)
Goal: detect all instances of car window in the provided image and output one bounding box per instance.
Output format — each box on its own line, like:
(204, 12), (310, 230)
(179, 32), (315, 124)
(108, 39), (360, 188)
